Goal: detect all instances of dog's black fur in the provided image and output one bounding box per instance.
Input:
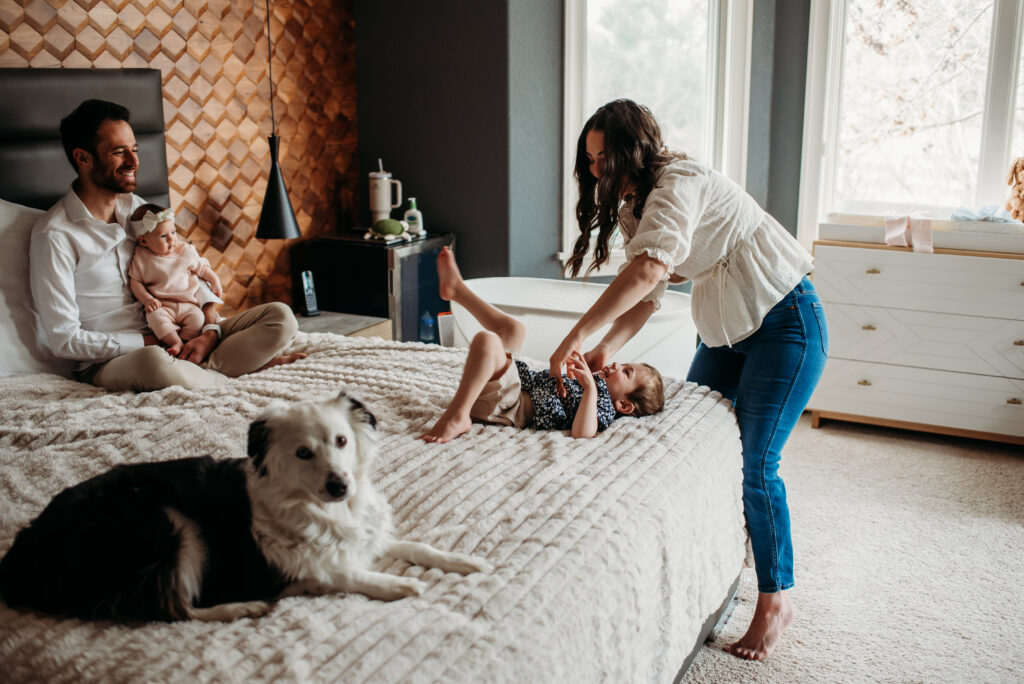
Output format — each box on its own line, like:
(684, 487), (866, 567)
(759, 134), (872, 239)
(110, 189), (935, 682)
(0, 456), (287, 621)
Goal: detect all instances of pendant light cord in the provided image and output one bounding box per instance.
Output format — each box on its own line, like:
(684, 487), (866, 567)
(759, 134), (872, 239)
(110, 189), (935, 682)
(265, 0), (276, 138)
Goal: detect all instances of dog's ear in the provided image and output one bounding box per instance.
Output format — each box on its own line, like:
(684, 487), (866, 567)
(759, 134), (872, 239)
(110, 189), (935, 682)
(336, 390), (377, 429)
(348, 396), (378, 429)
(248, 419), (271, 476)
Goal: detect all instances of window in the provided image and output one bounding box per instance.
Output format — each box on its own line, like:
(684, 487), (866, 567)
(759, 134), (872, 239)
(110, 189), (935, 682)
(798, 0), (1024, 241)
(561, 0), (752, 275)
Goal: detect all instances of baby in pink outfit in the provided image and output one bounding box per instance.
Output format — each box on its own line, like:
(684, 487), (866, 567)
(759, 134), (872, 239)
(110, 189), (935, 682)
(128, 203), (223, 356)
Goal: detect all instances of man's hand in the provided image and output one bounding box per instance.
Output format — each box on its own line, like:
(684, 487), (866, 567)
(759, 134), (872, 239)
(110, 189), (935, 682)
(178, 329), (218, 364)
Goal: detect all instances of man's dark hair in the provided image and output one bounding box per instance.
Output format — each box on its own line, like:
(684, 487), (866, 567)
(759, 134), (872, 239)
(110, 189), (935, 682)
(59, 99), (131, 173)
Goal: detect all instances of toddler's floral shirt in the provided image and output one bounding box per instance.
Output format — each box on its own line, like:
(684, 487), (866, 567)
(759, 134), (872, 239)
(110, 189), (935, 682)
(515, 360), (618, 432)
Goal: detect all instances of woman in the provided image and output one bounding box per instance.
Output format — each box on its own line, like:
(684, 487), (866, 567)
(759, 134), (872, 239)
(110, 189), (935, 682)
(549, 99), (828, 661)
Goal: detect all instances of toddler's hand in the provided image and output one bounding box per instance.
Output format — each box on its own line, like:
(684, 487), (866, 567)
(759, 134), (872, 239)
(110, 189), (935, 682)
(566, 351), (596, 393)
(208, 273), (224, 297)
(144, 298), (161, 313)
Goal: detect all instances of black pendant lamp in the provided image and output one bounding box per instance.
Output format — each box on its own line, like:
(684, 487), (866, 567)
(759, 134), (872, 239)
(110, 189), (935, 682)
(255, 0), (301, 240)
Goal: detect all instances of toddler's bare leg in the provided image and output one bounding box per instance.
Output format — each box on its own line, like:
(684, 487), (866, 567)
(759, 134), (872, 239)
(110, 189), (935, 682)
(420, 330), (510, 443)
(437, 246), (525, 353)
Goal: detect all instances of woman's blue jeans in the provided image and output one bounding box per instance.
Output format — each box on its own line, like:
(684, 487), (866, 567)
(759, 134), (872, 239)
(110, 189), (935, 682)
(686, 276), (828, 593)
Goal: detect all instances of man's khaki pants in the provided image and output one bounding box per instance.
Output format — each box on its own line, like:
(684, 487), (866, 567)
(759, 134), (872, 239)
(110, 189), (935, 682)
(87, 302), (298, 392)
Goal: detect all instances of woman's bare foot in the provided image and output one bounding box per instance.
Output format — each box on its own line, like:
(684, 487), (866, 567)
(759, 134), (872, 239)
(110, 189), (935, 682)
(255, 352), (308, 372)
(724, 590), (794, 661)
(437, 246), (465, 302)
(419, 408), (473, 443)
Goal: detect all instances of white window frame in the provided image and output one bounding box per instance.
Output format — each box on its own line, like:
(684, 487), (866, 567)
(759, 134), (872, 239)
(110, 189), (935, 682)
(559, 0), (753, 276)
(797, 0), (1024, 247)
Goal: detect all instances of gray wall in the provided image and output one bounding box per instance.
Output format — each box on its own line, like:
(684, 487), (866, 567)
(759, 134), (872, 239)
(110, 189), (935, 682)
(354, 1), (809, 279)
(746, 0), (811, 235)
(354, 1), (511, 279)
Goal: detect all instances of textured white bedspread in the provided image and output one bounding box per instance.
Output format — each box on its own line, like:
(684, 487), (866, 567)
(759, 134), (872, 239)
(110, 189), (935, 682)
(0, 334), (745, 683)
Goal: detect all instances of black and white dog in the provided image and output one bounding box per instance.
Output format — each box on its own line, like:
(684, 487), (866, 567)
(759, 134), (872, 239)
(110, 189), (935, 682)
(0, 391), (491, 621)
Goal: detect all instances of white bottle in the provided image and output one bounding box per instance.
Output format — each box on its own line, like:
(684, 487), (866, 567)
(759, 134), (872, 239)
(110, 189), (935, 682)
(404, 197), (424, 236)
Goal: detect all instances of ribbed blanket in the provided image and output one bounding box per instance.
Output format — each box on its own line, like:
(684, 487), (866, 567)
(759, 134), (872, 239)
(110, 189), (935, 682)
(0, 334), (745, 683)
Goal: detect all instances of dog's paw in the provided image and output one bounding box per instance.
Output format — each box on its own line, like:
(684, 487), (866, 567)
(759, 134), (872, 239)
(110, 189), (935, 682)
(380, 577), (426, 601)
(188, 600), (272, 621)
(224, 601), (273, 620)
(446, 553), (494, 575)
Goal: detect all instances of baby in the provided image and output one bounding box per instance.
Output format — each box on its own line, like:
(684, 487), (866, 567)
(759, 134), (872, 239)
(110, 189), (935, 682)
(419, 247), (664, 443)
(128, 203), (223, 356)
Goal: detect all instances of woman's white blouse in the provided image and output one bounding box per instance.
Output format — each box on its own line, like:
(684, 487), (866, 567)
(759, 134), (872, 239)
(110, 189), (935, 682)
(617, 158), (813, 347)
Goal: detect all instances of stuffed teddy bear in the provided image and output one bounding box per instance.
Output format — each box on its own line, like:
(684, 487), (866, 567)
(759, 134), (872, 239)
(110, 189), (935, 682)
(1006, 156), (1024, 221)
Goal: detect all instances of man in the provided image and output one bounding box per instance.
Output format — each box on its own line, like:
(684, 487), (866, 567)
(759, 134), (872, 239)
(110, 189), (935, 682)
(30, 99), (303, 392)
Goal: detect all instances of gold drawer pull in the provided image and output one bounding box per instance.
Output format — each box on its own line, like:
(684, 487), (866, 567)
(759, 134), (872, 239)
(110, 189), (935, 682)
(857, 380), (872, 386)
(866, 268), (881, 274)
(862, 324), (876, 331)
(1009, 398), (1022, 405)
(1015, 340), (1024, 346)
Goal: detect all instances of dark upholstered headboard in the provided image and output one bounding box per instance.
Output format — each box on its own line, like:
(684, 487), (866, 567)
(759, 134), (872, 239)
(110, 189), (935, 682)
(0, 68), (169, 210)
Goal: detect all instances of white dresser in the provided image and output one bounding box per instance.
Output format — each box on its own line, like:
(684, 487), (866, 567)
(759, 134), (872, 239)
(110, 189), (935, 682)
(808, 240), (1024, 446)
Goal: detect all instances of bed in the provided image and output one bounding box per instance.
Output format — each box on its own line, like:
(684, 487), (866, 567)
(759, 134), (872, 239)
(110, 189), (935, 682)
(0, 67), (745, 683)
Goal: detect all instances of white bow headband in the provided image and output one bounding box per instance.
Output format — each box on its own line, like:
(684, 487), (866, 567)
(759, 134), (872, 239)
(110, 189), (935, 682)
(129, 208), (174, 238)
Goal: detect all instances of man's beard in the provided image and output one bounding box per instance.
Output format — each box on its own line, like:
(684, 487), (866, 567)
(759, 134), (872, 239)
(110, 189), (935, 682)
(91, 160), (137, 194)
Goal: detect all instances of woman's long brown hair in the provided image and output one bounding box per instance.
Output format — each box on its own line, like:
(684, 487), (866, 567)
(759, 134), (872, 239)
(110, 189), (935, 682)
(565, 99), (684, 278)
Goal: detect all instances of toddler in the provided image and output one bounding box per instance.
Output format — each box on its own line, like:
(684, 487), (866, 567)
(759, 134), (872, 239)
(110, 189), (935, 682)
(127, 203), (223, 356)
(419, 247), (664, 443)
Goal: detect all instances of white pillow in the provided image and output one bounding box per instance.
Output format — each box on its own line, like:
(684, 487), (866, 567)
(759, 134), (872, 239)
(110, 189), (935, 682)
(0, 198), (74, 377)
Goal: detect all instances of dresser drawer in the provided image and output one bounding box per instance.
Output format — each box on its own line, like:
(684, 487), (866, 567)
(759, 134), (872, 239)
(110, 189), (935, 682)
(808, 360), (1024, 438)
(825, 303), (1024, 379)
(813, 245), (1024, 319)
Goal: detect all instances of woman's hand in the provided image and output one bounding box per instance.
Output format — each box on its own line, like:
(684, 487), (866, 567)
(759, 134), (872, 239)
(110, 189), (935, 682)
(549, 331), (584, 397)
(583, 344), (612, 372)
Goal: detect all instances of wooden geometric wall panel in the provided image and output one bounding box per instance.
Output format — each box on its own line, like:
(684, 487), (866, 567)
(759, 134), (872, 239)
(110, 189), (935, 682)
(1, 0), (359, 314)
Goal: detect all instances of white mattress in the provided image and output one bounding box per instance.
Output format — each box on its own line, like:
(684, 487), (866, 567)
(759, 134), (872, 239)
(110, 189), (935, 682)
(0, 333), (745, 683)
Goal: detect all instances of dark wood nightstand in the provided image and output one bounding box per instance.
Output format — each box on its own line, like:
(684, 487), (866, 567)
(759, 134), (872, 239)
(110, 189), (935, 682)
(297, 311), (392, 340)
(291, 232), (455, 342)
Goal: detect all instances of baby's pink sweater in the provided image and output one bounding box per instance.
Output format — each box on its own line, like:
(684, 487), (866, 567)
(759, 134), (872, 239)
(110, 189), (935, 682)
(128, 243), (211, 304)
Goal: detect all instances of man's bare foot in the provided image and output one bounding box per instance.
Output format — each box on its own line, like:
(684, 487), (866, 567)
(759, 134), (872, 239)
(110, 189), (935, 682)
(724, 590), (794, 661)
(437, 246), (465, 302)
(256, 352), (308, 372)
(418, 409), (473, 443)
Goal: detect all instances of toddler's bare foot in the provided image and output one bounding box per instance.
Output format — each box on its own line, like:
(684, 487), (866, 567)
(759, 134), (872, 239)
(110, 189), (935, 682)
(419, 409), (473, 443)
(166, 341), (183, 356)
(724, 590), (794, 661)
(256, 352), (308, 372)
(437, 246), (465, 302)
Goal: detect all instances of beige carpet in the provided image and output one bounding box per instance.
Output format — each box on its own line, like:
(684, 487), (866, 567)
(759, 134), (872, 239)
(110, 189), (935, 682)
(682, 414), (1024, 684)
